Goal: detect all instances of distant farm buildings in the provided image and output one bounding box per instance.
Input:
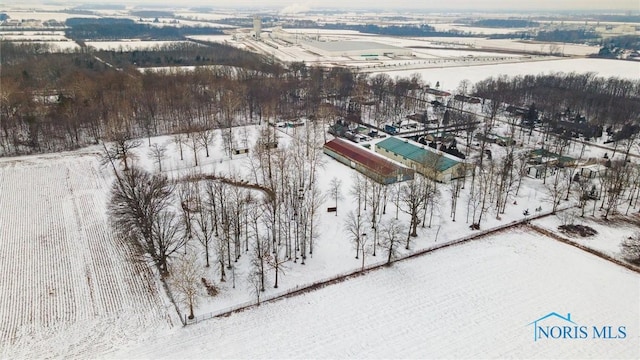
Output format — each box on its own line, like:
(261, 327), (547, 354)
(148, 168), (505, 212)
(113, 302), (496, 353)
(375, 137), (466, 182)
(323, 138), (414, 184)
(300, 40), (412, 58)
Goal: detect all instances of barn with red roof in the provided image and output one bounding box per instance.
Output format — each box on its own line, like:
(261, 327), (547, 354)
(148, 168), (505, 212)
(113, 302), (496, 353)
(323, 138), (415, 184)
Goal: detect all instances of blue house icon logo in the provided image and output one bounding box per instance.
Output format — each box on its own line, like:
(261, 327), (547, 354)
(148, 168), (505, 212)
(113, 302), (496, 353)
(527, 312), (579, 341)
(528, 312), (627, 341)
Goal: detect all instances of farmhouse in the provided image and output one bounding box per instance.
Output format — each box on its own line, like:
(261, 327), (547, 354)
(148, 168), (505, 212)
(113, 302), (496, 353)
(374, 136), (466, 182)
(323, 138), (414, 184)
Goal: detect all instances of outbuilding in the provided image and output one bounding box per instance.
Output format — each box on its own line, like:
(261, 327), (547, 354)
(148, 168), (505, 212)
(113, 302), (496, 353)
(375, 136), (466, 182)
(323, 138), (414, 184)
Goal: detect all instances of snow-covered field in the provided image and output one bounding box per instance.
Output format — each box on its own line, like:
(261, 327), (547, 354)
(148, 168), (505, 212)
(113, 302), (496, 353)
(2, 11), (99, 22)
(0, 31), (68, 41)
(0, 40), (80, 51)
(0, 154), (176, 358)
(1, 9), (639, 358)
(432, 23), (530, 35)
(103, 229), (640, 359)
(422, 37), (602, 56)
(376, 58), (640, 92)
(85, 40), (191, 51)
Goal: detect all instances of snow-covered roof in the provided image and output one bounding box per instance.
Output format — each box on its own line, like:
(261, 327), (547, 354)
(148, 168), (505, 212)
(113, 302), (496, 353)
(376, 136), (462, 172)
(301, 40), (404, 53)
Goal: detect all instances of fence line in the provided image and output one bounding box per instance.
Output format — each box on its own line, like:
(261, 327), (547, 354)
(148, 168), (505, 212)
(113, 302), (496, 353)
(184, 210), (554, 325)
(529, 224), (640, 274)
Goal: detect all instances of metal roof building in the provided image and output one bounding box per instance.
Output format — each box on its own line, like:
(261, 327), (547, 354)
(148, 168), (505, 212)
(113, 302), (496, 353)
(323, 138), (414, 184)
(375, 137), (466, 182)
(300, 40), (412, 58)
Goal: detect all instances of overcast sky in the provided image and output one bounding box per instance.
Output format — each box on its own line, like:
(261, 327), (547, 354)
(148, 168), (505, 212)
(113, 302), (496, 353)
(70, 0), (639, 11)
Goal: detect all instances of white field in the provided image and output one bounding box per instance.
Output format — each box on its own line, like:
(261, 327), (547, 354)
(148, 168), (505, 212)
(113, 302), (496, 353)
(422, 37), (602, 56)
(2, 11), (99, 22)
(85, 40), (190, 51)
(376, 58), (640, 92)
(174, 12), (235, 21)
(433, 23), (530, 34)
(3, 41), (81, 51)
(0, 31), (67, 41)
(0, 154), (176, 358)
(185, 34), (235, 43)
(104, 229), (640, 359)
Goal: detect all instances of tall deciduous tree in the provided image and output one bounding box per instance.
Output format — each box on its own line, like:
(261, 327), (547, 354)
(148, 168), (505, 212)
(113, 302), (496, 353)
(169, 252), (203, 320)
(381, 218), (404, 265)
(108, 167), (181, 274)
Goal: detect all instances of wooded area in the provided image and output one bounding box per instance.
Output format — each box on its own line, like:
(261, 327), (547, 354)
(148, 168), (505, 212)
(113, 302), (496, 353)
(1, 41), (639, 158)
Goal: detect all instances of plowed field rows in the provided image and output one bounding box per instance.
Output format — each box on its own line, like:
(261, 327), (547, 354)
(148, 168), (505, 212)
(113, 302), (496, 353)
(0, 155), (173, 357)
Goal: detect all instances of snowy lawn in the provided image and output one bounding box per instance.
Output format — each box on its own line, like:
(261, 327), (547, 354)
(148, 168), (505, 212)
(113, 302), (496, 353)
(103, 228), (640, 359)
(532, 211), (640, 263)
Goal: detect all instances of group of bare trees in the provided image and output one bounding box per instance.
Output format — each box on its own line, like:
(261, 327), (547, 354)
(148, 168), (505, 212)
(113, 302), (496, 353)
(244, 120), (327, 289)
(104, 118), (328, 313)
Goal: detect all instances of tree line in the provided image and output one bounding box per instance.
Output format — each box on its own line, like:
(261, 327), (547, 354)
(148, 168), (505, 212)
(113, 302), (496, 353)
(64, 17), (224, 41)
(2, 40), (639, 159)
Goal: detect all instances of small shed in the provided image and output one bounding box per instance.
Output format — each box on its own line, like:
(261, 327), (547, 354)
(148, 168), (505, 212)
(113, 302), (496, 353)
(578, 164), (607, 179)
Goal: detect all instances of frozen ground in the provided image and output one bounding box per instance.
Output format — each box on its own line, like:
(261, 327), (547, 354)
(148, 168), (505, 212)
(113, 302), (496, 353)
(421, 37), (602, 56)
(532, 211), (640, 261)
(375, 58), (640, 92)
(0, 154), (176, 358)
(85, 40), (191, 51)
(103, 229), (640, 359)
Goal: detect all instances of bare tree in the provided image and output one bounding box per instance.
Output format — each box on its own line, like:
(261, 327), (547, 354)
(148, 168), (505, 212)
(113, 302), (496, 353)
(350, 173), (366, 217)
(574, 173), (594, 217)
(103, 132), (141, 171)
(359, 232), (370, 271)
(197, 129), (216, 158)
(449, 167), (465, 222)
(148, 142), (168, 172)
(152, 210), (187, 273)
(266, 240), (287, 289)
(399, 176), (428, 248)
(545, 167), (570, 214)
(344, 211), (365, 259)
(215, 231), (228, 283)
(173, 134), (186, 161)
(177, 180), (196, 251)
(366, 177), (384, 256)
(602, 160), (632, 220)
(327, 177), (342, 216)
(108, 167), (180, 274)
(380, 218), (404, 265)
(192, 183), (215, 267)
(169, 252), (203, 320)
(185, 132), (203, 166)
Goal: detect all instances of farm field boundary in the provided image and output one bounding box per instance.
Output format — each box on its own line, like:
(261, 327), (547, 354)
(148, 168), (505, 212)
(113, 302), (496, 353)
(185, 210), (554, 325)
